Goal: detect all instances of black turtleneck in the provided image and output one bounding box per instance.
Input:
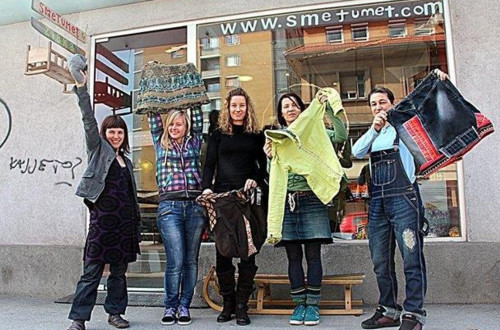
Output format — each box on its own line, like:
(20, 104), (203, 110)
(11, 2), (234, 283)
(202, 125), (267, 192)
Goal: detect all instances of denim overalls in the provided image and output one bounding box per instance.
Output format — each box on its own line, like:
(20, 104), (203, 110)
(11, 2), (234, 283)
(368, 137), (427, 324)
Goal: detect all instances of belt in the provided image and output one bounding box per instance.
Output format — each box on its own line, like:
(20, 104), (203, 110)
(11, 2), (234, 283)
(287, 190), (314, 197)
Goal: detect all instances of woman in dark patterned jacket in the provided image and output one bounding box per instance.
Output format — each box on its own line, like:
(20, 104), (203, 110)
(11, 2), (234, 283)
(67, 61), (141, 330)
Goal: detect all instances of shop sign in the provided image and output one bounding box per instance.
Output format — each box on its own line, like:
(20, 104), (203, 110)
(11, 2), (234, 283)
(31, 0), (87, 43)
(198, 0), (443, 37)
(30, 18), (85, 55)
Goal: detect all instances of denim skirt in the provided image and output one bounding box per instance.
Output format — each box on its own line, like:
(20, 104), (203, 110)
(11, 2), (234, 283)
(279, 192), (332, 244)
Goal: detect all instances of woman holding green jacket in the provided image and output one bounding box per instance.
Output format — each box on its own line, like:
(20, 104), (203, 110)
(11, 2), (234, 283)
(264, 89), (347, 326)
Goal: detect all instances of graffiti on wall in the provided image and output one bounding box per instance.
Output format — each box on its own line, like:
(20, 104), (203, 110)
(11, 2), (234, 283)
(9, 156), (83, 186)
(0, 98), (12, 150)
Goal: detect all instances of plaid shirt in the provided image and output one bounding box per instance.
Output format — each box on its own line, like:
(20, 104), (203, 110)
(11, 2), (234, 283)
(148, 107), (203, 198)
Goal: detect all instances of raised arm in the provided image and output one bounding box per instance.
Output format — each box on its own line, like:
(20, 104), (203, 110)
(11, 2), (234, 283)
(190, 105), (204, 141)
(74, 80), (100, 153)
(147, 112), (164, 149)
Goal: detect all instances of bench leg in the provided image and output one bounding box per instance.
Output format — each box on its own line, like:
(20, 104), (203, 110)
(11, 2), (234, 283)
(344, 284), (352, 311)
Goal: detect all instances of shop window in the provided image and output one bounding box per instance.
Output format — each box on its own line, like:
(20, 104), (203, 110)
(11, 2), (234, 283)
(326, 26), (343, 44)
(388, 20), (407, 38)
(225, 34), (240, 45)
(226, 54), (241, 67)
(197, 0), (455, 240)
(351, 23), (368, 41)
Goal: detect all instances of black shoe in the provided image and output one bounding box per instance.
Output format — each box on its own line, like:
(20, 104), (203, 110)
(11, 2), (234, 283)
(361, 306), (401, 329)
(217, 295), (236, 323)
(108, 314), (130, 329)
(161, 307), (177, 325)
(236, 303), (251, 326)
(177, 306), (192, 326)
(398, 314), (423, 330)
(68, 320), (85, 330)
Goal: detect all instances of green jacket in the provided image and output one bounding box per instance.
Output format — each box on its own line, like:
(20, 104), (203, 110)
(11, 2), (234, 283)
(265, 88), (346, 245)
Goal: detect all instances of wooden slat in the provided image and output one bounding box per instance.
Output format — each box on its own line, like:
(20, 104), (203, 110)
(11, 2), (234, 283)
(96, 44), (129, 73)
(95, 59), (129, 85)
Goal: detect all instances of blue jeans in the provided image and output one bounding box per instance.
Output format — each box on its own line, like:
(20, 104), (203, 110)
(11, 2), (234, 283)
(69, 261), (128, 321)
(157, 199), (207, 309)
(369, 148), (427, 324)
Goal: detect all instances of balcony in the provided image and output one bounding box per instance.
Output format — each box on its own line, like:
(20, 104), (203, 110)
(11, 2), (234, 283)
(201, 68), (221, 79)
(200, 48), (220, 57)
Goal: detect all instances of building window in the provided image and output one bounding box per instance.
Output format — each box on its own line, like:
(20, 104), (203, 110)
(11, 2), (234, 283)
(225, 76), (240, 88)
(351, 23), (368, 41)
(170, 49), (185, 59)
(326, 26), (343, 44)
(389, 20), (407, 38)
(206, 81), (220, 93)
(339, 70), (368, 100)
(225, 34), (240, 45)
(201, 37), (219, 50)
(226, 55), (241, 67)
(414, 17), (435, 36)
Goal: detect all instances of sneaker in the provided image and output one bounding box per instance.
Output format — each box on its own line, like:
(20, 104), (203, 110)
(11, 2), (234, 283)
(107, 314), (130, 329)
(303, 305), (320, 326)
(161, 307), (177, 325)
(361, 306), (401, 329)
(398, 314), (422, 330)
(290, 304), (307, 325)
(67, 320), (85, 330)
(177, 306), (192, 325)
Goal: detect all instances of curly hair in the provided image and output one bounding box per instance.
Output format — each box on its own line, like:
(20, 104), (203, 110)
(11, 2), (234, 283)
(218, 87), (260, 134)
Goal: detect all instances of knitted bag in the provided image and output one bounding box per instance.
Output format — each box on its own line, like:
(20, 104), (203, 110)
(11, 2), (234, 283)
(136, 62), (208, 114)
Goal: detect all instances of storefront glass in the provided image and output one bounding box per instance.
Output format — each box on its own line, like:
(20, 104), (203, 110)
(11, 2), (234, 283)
(90, 0), (460, 289)
(196, 0), (460, 240)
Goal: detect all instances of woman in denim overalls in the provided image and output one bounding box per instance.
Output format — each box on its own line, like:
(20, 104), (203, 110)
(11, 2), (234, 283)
(353, 71), (448, 330)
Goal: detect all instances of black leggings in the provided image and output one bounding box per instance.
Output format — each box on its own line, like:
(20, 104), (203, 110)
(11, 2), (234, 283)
(284, 242), (322, 289)
(216, 246), (256, 273)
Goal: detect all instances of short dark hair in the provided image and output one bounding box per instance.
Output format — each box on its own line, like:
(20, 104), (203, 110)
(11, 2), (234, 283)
(276, 92), (306, 127)
(100, 115), (130, 154)
(367, 87), (395, 105)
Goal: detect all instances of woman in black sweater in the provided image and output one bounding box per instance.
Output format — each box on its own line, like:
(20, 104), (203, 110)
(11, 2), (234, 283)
(201, 87), (267, 326)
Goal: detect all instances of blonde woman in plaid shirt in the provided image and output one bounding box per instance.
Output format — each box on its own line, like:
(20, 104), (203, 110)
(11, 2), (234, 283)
(148, 107), (207, 326)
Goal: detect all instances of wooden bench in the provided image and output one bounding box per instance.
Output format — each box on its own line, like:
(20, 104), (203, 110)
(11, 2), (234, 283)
(202, 266), (364, 315)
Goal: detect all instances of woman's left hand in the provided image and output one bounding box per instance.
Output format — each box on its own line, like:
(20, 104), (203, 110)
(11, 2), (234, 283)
(244, 179), (257, 191)
(318, 94), (328, 104)
(434, 69), (449, 81)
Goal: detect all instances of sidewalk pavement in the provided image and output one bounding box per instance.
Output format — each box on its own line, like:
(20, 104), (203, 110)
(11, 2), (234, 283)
(1, 294), (498, 330)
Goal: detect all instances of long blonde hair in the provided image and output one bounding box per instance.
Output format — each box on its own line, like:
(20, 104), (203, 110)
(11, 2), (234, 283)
(160, 109), (191, 149)
(218, 87), (260, 134)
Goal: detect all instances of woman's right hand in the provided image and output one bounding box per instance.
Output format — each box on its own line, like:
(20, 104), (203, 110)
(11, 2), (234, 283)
(372, 111), (387, 132)
(263, 139), (273, 158)
(75, 70), (87, 88)
(202, 188), (213, 195)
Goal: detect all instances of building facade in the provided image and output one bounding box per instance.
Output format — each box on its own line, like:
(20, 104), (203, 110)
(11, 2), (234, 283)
(0, 0), (499, 305)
